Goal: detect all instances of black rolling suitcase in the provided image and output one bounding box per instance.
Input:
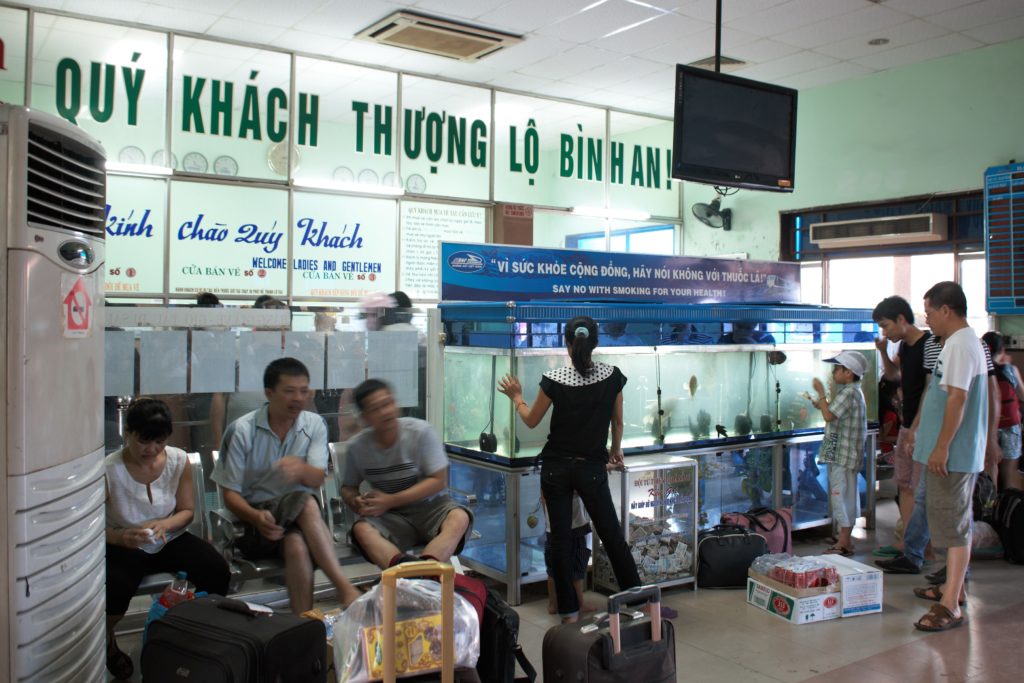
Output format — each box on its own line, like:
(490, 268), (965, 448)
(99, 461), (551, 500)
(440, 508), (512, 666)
(542, 585), (676, 683)
(141, 595), (327, 682)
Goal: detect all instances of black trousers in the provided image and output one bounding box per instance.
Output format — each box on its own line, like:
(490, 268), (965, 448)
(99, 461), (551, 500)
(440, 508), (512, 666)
(541, 457), (640, 615)
(106, 531), (231, 615)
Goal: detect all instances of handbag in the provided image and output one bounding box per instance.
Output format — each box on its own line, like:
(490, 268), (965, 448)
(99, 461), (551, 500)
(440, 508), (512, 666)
(696, 524), (768, 588)
(719, 507), (792, 554)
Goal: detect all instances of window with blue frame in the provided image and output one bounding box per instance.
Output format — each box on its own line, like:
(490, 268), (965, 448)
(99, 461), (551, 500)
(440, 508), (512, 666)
(566, 224), (675, 253)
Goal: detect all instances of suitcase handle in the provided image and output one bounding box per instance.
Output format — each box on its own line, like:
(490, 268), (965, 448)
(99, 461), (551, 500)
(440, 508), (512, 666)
(607, 585), (661, 655)
(380, 561), (455, 683)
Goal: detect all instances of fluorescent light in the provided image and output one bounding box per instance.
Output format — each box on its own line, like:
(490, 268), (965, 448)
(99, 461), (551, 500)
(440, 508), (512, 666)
(572, 206), (651, 221)
(105, 162), (173, 176)
(293, 177), (405, 196)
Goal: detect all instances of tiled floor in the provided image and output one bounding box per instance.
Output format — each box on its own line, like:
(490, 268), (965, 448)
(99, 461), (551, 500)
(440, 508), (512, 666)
(109, 497), (1024, 682)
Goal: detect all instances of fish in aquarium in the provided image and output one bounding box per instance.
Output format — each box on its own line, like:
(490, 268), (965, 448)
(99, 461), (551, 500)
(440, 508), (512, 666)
(688, 374), (699, 398)
(715, 424), (729, 438)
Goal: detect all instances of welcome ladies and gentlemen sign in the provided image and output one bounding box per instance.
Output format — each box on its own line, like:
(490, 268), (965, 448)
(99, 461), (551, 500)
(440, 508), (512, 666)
(440, 243), (801, 304)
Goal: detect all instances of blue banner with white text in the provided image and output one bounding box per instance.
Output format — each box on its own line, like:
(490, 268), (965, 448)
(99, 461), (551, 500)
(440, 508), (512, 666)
(440, 243), (800, 304)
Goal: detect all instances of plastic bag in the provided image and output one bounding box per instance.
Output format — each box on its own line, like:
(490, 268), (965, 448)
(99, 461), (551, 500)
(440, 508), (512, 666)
(333, 578), (479, 682)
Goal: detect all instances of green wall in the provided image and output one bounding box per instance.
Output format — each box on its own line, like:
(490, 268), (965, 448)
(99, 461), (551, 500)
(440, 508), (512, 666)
(683, 37), (1024, 261)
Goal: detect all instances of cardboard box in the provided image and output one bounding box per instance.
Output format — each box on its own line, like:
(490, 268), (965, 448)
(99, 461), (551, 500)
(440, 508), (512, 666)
(746, 574), (841, 625)
(817, 554), (883, 617)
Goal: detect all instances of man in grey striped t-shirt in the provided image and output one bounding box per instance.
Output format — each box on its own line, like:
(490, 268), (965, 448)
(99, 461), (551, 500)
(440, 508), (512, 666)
(342, 379), (472, 569)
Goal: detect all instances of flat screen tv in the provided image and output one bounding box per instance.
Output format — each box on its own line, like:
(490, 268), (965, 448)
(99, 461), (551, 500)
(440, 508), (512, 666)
(672, 64), (798, 192)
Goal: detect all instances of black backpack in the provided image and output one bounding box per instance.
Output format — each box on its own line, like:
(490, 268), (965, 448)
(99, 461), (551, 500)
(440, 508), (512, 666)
(994, 488), (1024, 564)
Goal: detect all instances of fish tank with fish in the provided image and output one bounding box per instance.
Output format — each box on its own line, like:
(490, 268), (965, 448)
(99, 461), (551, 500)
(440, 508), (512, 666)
(440, 302), (878, 459)
(437, 302), (879, 596)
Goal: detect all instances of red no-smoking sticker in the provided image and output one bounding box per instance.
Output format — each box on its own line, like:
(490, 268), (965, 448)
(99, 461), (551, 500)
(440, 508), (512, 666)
(61, 274), (94, 338)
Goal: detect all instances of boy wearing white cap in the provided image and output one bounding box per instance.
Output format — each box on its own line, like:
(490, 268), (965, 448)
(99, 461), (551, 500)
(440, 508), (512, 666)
(808, 351), (868, 556)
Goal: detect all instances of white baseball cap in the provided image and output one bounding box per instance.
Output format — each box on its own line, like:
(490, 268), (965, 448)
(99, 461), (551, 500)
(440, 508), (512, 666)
(824, 351), (867, 378)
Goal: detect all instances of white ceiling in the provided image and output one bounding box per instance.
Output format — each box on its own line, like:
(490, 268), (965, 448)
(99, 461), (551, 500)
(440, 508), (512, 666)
(17, 0), (1024, 117)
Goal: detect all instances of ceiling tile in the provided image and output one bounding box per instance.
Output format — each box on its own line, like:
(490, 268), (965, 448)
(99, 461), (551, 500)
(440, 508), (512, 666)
(926, 0), (1024, 32)
(728, 0), (866, 38)
(775, 61), (874, 90)
(773, 4), (913, 50)
(224, 0), (329, 30)
(562, 56), (665, 89)
(139, 4), (221, 34)
(591, 12), (713, 55)
(271, 30), (349, 56)
(430, 61), (503, 84)
(671, 0), (793, 23)
(517, 45), (619, 80)
(488, 71), (557, 93)
(853, 32), (985, 71)
(147, 0), (238, 13)
(61, 0), (146, 23)
(293, 1), (406, 38)
(639, 27), (761, 66)
(815, 19), (950, 60)
(206, 17), (288, 45)
(963, 15), (1024, 44)
(732, 51), (839, 82)
(477, 0), (597, 34)
(728, 38), (802, 64)
(882, 0), (994, 19)
(534, 0), (662, 44)
(602, 66), (676, 98)
(526, 80), (594, 101)
(475, 34), (576, 72)
(411, 0), (509, 21)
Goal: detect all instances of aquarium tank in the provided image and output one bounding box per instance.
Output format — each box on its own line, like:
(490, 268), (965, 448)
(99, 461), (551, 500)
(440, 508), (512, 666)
(440, 302), (878, 460)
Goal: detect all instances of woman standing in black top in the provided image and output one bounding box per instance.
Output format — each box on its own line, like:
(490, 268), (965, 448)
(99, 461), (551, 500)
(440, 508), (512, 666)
(498, 315), (641, 622)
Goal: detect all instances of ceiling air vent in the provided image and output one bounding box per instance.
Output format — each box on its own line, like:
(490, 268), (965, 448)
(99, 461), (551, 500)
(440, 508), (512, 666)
(687, 55), (747, 73)
(356, 11), (522, 62)
(809, 213), (948, 249)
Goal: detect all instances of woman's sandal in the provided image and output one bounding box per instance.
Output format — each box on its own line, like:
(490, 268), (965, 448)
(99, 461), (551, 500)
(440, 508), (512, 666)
(914, 603), (964, 632)
(823, 545), (854, 557)
(106, 639), (134, 680)
(913, 584), (966, 606)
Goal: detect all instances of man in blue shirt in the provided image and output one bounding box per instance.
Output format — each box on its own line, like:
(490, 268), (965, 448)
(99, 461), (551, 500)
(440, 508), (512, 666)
(911, 282), (987, 632)
(213, 357), (360, 613)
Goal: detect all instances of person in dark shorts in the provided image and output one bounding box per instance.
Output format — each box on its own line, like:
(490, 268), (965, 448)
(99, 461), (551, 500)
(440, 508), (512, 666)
(342, 379), (472, 568)
(212, 357), (360, 613)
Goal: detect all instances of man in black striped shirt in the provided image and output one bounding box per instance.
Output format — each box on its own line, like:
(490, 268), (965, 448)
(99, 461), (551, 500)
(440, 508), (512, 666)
(341, 379), (472, 569)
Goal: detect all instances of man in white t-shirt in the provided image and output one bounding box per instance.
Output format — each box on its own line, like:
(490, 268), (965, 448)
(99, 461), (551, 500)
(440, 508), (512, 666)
(911, 282), (987, 633)
(342, 379), (472, 568)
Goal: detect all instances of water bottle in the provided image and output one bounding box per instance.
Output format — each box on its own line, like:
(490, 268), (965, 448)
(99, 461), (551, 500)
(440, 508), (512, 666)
(159, 571), (190, 608)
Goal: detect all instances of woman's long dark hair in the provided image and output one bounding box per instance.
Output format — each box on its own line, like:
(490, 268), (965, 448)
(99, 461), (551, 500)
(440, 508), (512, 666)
(564, 316), (598, 375)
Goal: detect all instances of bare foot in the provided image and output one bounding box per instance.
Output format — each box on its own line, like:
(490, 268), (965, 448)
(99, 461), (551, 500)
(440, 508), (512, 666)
(340, 586), (363, 609)
(547, 603), (557, 615)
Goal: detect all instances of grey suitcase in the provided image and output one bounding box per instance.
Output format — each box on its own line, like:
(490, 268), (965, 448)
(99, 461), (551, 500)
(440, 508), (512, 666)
(542, 585), (676, 683)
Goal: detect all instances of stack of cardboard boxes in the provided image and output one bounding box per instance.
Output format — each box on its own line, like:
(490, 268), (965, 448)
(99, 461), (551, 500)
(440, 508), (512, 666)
(746, 555), (883, 625)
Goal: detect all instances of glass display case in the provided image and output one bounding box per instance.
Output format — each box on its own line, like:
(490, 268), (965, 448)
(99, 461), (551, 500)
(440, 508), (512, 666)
(446, 456), (547, 604)
(593, 454), (697, 591)
(434, 302), (881, 600)
(439, 302), (879, 459)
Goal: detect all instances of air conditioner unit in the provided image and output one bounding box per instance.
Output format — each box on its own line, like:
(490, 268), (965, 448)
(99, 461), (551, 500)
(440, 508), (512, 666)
(356, 11), (522, 62)
(809, 213), (947, 249)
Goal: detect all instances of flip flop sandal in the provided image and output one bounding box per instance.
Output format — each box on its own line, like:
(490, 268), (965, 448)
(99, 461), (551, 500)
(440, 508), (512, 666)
(824, 545), (854, 557)
(914, 603), (964, 632)
(913, 584), (966, 606)
(872, 545), (900, 557)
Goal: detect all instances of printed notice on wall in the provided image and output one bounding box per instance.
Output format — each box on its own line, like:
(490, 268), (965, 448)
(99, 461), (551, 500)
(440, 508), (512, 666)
(399, 203), (486, 301)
